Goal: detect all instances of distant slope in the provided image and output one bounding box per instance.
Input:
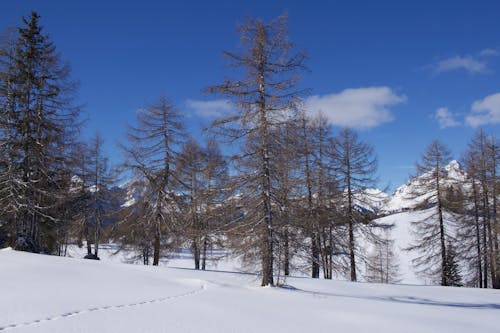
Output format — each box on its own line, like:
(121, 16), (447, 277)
(374, 209), (436, 285)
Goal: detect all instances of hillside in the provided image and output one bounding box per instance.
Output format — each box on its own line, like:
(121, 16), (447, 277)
(1, 248), (499, 333)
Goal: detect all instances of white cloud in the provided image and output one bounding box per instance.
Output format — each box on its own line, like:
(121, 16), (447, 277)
(435, 107), (460, 129)
(466, 92), (500, 127)
(480, 48), (499, 57)
(185, 99), (233, 118)
(304, 87), (406, 128)
(434, 55), (488, 74)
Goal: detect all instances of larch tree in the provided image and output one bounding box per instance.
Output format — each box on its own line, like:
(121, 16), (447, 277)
(459, 147), (485, 287)
(177, 138), (206, 270)
(86, 132), (116, 259)
(207, 13), (306, 286)
(463, 130), (500, 288)
(297, 113), (321, 278)
(365, 228), (401, 284)
(331, 128), (378, 282)
(486, 134), (499, 288)
(65, 142), (94, 256)
(406, 139), (455, 286)
(120, 96), (184, 266)
(177, 137), (229, 270)
(271, 119), (301, 280)
(296, 113), (342, 279)
(198, 138), (228, 270)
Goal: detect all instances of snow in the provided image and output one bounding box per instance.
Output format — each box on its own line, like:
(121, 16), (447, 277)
(1, 248), (499, 332)
(383, 160), (467, 213)
(353, 188), (390, 213)
(374, 209), (436, 284)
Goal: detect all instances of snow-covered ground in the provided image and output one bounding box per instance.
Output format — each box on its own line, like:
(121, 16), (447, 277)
(1, 248), (499, 333)
(375, 209), (434, 284)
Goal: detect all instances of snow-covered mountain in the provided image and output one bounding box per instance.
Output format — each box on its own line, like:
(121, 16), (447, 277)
(353, 188), (390, 214)
(119, 178), (148, 207)
(383, 160), (467, 213)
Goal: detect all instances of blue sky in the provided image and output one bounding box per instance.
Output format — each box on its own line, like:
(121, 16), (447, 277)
(2, 1), (500, 191)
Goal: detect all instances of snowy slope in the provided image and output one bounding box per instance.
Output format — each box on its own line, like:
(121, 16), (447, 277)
(374, 209), (436, 285)
(1, 248), (499, 333)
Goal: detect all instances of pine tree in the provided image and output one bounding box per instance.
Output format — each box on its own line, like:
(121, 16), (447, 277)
(0, 29), (20, 247)
(0, 12), (80, 252)
(444, 242), (463, 287)
(207, 13), (306, 286)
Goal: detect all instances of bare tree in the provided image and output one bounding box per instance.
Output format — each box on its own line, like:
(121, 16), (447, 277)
(461, 130), (500, 288)
(120, 96), (184, 266)
(207, 13), (306, 286)
(331, 128), (378, 282)
(199, 138), (229, 270)
(177, 138), (206, 269)
(458, 147), (485, 287)
(406, 139), (456, 286)
(365, 228), (401, 284)
(85, 132), (116, 259)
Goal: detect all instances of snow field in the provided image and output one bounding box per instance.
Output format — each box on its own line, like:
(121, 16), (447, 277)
(1, 248), (499, 332)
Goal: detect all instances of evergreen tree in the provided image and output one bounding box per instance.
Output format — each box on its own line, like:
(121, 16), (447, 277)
(0, 12), (80, 252)
(0, 29), (19, 248)
(444, 242), (463, 287)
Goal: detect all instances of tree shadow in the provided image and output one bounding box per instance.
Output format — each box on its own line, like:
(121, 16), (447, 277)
(280, 286), (500, 310)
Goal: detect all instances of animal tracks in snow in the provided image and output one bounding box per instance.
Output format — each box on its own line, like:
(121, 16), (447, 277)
(0, 283), (206, 332)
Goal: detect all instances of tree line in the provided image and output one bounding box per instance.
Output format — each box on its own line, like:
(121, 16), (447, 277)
(0, 12), (498, 289)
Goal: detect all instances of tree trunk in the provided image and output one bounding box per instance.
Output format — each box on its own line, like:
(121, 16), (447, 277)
(438, 207), (447, 286)
(347, 175), (357, 282)
(85, 224), (92, 256)
(202, 236), (207, 270)
(437, 177), (447, 286)
(193, 239), (200, 270)
(348, 217), (356, 281)
(312, 233), (320, 278)
(472, 183), (483, 288)
(482, 213), (489, 288)
(258, 41), (273, 286)
(491, 149), (500, 288)
(284, 225), (290, 276)
(153, 222), (161, 266)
